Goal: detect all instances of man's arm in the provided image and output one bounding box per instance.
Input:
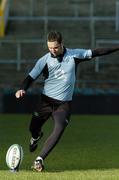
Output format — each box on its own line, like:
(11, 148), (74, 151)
(20, 75), (34, 90)
(92, 47), (119, 58)
(15, 75), (34, 98)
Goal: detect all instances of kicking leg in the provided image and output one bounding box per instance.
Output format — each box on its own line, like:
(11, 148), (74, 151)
(39, 102), (71, 160)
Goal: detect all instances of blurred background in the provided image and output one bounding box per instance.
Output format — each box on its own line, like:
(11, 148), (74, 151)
(0, 0), (119, 114)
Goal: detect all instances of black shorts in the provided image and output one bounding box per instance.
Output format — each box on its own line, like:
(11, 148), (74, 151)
(30, 94), (72, 135)
(34, 94), (72, 122)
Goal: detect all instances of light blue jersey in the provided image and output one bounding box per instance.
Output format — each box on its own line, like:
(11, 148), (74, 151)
(29, 48), (92, 101)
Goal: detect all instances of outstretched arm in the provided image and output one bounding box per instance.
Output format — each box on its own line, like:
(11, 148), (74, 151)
(92, 47), (119, 58)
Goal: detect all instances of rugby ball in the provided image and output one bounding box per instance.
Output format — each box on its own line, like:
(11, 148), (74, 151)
(6, 144), (23, 171)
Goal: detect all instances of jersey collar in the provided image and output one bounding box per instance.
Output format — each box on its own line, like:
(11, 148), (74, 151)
(50, 47), (66, 62)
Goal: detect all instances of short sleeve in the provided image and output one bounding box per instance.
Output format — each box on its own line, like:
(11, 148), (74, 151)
(70, 49), (92, 59)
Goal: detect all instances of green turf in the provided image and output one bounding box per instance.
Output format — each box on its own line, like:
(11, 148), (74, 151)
(1, 114), (119, 179)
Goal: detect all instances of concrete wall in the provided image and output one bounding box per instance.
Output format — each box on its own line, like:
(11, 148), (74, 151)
(2, 93), (119, 114)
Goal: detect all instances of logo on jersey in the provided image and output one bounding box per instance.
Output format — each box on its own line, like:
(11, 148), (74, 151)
(54, 69), (67, 81)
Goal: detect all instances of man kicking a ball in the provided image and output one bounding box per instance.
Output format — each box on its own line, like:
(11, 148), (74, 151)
(15, 31), (119, 172)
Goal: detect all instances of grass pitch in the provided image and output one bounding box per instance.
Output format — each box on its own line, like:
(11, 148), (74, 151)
(0, 114), (119, 179)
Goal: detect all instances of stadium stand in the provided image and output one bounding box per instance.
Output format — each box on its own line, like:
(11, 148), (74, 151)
(0, 0), (119, 102)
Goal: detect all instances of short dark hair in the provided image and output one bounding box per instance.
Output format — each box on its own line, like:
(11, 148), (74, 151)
(47, 31), (62, 44)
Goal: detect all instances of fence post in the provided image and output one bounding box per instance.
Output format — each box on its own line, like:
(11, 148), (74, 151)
(116, 0), (119, 31)
(30, 0), (34, 17)
(90, 0), (95, 48)
(17, 42), (21, 71)
(95, 41), (99, 72)
(44, 0), (48, 38)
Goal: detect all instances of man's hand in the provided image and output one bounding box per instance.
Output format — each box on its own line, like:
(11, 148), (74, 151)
(15, 90), (26, 99)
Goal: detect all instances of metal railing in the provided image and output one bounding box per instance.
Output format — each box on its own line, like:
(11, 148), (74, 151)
(95, 39), (119, 72)
(0, 0), (119, 72)
(0, 39), (44, 70)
